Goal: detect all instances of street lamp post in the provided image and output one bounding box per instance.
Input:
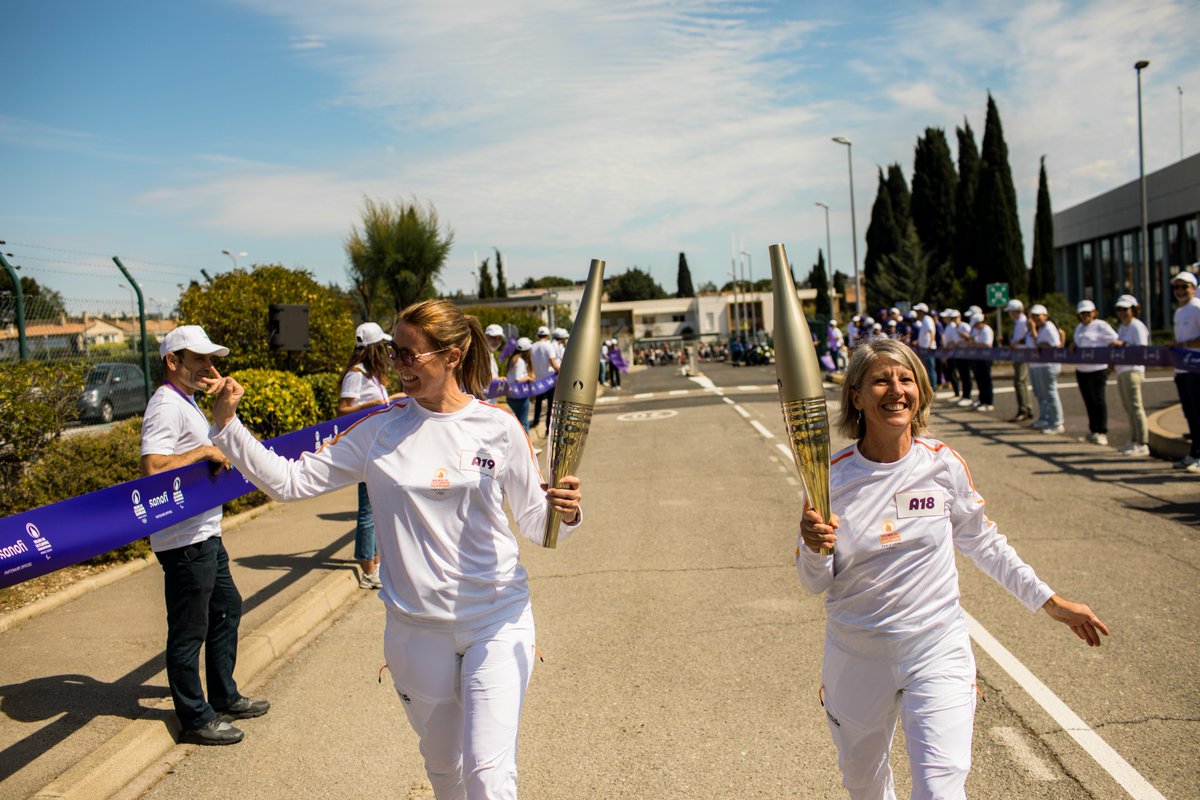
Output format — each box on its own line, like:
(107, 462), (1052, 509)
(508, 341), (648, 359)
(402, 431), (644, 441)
(221, 249), (246, 270)
(741, 249), (756, 342)
(1135, 60), (1152, 331)
(730, 235), (741, 342)
(815, 201), (834, 316)
(117, 282), (135, 319)
(832, 136), (862, 314)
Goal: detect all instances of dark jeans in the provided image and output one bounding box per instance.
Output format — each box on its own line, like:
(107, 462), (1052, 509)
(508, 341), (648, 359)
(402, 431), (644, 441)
(355, 482), (375, 561)
(531, 388), (555, 433)
(1176, 372), (1200, 458)
(971, 360), (993, 404)
(156, 536), (243, 730)
(954, 358), (973, 398)
(1076, 369), (1110, 434)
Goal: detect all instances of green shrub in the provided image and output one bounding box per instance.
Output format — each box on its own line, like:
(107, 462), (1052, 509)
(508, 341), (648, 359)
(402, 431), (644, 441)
(0, 361), (83, 511)
(303, 372), (342, 421)
(225, 368), (320, 439)
(459, 306), (549, 339)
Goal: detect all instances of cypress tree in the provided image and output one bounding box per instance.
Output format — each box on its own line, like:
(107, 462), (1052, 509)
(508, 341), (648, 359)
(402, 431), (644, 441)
(974, 93), (1027, 298)
(865, 168), (903, 303)
(954, 119), (981, 303)
(478, 256), (496, 298)
(1030, 157), (1055, 300)
(810, 249), (832, 318)
(911, 128), (957, 305)
(494, 248), (508, 297)
(886, 164), (911, 233)
(875, 221), (929, 307)
(676, 252), (696, 297)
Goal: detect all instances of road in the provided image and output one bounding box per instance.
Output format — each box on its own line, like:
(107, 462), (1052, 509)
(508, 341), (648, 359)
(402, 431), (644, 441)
(124, 360), (1198, 799)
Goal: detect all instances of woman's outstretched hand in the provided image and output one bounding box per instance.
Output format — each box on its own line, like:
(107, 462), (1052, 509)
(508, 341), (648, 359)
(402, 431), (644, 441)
(1042, 595), (1109, 647)
(800, 507), (839, 554)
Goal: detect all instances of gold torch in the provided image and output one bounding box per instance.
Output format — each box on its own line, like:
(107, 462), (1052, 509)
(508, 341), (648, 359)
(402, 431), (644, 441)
(543, 258), (605, 548)
(769, 243), (833, 554)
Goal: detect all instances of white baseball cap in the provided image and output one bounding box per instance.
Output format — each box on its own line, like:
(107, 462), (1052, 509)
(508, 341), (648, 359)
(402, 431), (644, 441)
(1076, 299), (1096, 313)
(484, 323), (504, 338)
(970, 313), (985, 324)
(1114, 294), (1138, 308)
(967, 305), (982, 316)
(948, 309), (961, 319)
(912, 302), (929, 312)
(1029, 304), (1048, 316)
(515, 337), (533, 352)
(1005, 299), (1024, 312)
(536, 325), (550, 337)
(1171, 271), (1198, 287)
(553, 327), (568, 340)
(355, 322), (392, 347)
(160, 325), (229, 358)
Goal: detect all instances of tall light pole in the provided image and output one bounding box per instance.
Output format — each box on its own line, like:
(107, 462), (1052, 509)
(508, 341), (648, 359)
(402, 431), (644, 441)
(1179, 85), (1185, 161)
(832, 136), (862, 314)
(221, 249), (246, 270)
(117, 282), (135, 318)
(1135, 60), (1151, 331)
(815, 201), (834, 316)
(741, 249), (756, 342)
(730, 234), (741, 341)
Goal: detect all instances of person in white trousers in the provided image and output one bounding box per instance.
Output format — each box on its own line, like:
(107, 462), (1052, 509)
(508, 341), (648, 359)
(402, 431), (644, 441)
(797, 338), (1107, 800)
(204, 300), (583, 800)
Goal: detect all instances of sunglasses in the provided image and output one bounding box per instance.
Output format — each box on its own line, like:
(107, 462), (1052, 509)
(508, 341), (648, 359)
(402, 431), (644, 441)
(386, 343), (450, 367)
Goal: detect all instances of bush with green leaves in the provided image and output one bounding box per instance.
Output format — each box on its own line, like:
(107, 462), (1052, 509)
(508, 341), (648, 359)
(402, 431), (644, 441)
(458, 306), (547, 339)
(0, 361), (83, 510)
(303, 372), (342, 421)
(178, 264), (355, 376)
(225, 369), (320, 440)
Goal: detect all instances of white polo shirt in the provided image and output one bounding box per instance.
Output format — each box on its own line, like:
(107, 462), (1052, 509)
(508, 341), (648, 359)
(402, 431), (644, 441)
(340, 366), (388, 406)
(1073, 320), (1118, 373)
(140, 384), (223, 553)
(531, 338), (557, 381)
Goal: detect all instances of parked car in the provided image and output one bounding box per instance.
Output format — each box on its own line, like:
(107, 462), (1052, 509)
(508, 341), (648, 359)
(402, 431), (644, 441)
(78, 363), (148, 424)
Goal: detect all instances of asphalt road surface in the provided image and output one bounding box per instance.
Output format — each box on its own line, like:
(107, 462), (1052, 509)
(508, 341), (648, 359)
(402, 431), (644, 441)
(125, 360), (1198, 799)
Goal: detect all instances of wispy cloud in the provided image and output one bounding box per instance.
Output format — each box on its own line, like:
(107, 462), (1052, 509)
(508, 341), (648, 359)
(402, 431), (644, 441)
(289, 33), (326, 50)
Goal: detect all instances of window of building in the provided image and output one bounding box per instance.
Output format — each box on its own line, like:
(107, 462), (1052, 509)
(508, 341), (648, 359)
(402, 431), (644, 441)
(671, 314), (685, 323)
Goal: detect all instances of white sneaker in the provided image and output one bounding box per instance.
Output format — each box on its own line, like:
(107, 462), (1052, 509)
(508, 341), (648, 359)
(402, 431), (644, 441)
(1173, 456), (1197, 469)
(1042, 424), (1065, 435)
(1186, 461), (1200, 474)
(1123, 444), (1150, 457)
(956, 398), (974, 407)
(1092, 433), (1108, 446)
(359, 570), (382, 590)
(975, 404), (994, 412)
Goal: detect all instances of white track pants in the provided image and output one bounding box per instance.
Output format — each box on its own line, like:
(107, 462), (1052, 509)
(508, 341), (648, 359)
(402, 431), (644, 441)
(383, 606), (536, 800)
(821, 628), (977, 800)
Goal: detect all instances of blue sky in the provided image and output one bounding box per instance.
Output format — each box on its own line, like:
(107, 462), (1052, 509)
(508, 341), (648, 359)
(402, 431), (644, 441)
(3, 0), (1198, 315)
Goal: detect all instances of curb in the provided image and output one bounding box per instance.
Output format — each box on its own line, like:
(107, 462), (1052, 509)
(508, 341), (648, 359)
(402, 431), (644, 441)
(1147, 404), (1189, 461)
(0, 502), (280, 635)
(28, 550), (360, 800)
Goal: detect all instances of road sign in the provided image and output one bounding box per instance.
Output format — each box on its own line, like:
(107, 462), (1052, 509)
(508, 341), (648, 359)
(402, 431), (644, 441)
(986, 282), (1010, 308)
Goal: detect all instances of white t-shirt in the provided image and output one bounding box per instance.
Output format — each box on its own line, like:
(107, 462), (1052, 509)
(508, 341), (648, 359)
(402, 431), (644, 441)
(916, 315), (937, 349)
(140, 384), (223, 552)
(1115, 318), (1150, 375)
(797, 438), (1053, 660)
(506, 355), (529, 382)
(1010, 314), (1030, 348)
(531, 339), (557, 381)
(971, 323), (994, 347)
(340, 366), (388, 406)
(1073, 320), (1118, 373)
(1174, 298), (1200, 373)
(211, 398), (580, 630)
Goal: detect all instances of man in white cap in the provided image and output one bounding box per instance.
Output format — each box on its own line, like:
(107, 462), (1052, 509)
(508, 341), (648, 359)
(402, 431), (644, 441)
(140, 326), (268, 745)
(484, 323), (505, 381)
(1171, 270), (1200, 471)
(529, 325), (560, 435)
(1006, 299), (1034, 422)
(912, 303), (938, 385)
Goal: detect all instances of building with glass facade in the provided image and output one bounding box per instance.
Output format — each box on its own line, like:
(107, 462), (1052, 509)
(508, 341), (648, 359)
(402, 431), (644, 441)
(1053, 152), (1199, 328)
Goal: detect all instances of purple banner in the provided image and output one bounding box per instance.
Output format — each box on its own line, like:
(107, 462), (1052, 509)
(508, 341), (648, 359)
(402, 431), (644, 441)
(0, 404), (388, 590)
(608, 347), (629, 374)
(485, 374), (557, 400)
(915, 345), (1199, 371)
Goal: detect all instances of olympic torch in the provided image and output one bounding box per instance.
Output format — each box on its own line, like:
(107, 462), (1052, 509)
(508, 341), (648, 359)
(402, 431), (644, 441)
(769, 243), (833, 554)
(543, 259), (605, 548)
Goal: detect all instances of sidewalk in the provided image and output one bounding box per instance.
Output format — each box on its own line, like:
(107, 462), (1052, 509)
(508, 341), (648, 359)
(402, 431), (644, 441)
(0, 485), (366, 800)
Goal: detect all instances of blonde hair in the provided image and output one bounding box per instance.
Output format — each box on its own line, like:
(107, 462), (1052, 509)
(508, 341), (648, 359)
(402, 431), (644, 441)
(397, 300), (491, 398)
(835, 338), (932, 441)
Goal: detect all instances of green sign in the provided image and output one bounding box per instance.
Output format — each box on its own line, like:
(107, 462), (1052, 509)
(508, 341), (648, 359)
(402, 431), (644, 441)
(986, 282), (1009, 308)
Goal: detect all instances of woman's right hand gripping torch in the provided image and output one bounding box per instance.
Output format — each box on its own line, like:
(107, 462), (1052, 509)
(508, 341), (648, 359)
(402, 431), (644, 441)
(768, 243), (833, 555)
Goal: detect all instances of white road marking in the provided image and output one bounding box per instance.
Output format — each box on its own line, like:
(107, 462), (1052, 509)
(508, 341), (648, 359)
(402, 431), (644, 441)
(634, 392), (654, 399)
(776, 443), (795, 460)
(733, 405), (751, 419)
(597, 396), (619, 404)
(965, 612), (1167, 800)
(988, 727), (1059, 782)
(749, 420), (775, 439)
(615, 409), (679, 422)
(738, 384), (764, 391)
(722, 397), (736, 405)
(668, 389), (689, 396)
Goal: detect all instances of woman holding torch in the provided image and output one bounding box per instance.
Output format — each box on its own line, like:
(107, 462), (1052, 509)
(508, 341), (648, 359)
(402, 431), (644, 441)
(796, 338), (1107, 800)
(205, 299), (583, 800)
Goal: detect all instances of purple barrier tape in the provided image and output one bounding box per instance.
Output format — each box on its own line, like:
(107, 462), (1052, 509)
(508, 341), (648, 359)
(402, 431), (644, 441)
(917, 345), (1199, 371)
(0, 403), (388, 590)
(484, 374), (558, 400)
(497, 335), (517, 363)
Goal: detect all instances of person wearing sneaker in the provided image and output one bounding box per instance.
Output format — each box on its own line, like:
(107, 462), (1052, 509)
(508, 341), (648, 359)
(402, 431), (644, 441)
(339, 322), (406, 590)
(1171, 271), (1200, 472)
(968, 313), (995, 411)
(1113, 296), (1151, 457)
(1026, 305), (1065, 434)
(946, 310), (975, 407)
(1006, 299), (1035, 422)
(1071, 300), (1117, 447)
(207, 300), (584, 799)
(140, 326), (268, 746)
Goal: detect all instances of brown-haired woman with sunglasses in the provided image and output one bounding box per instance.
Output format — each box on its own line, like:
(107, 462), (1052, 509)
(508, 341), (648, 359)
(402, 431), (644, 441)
(205, 299), (583, 799)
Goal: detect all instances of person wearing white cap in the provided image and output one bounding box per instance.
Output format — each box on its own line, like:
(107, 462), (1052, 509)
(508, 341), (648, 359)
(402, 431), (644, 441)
(911, 303), (938, 386)
(484, 323), (506, 381)
(968, 312), (995, 411)
(1005, 299), (1034, 422)
(339, 322), (406, 589)
(1072, 299), (1118, 446)
(529, 325), (560, 435)
(140, 325), (268, 745)
(503, 337), (536, 436)
(1112, 295), (1151, 456)
(1025, 305), (1065, 434)
(1170, 271), (1200, 471)
(944, 310), (974, 406)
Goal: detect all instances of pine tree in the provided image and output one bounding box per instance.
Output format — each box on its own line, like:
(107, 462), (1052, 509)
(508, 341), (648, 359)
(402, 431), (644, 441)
(886, 164), (911, 233)
(494, 248), (508, 297)
(478, 256), (496, 298)
(874, 222), (929, 307)
(676, 252), (696, 297)
(1029, 157), (1054, 300)
(911, 128), (957, 305)
(974, 94), (1027, 298)
(865, 168), (903, 306)
(810, 249), (832, 318)
(954, 120), (981, 303)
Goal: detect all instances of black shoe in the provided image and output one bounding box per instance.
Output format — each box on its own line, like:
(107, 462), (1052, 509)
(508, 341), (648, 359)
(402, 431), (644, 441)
(216, 696), (270, 720)
(181, 718), (244, 745)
